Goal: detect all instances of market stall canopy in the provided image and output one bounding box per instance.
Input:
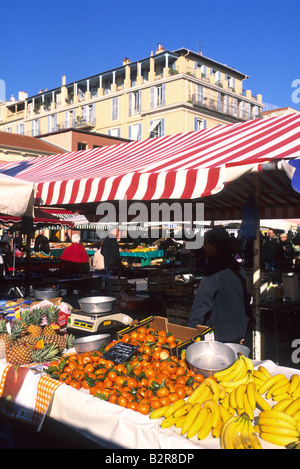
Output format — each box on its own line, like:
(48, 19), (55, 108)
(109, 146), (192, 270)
(0, 114), (300, 219)
(0, 207), (74, 228)
(0, 173), (35, 217)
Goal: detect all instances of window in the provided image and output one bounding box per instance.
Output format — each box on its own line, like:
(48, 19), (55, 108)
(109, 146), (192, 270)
(112, 97), (119, 121)
(31, 119), (40, 136)
(128, 123), (142, 141)
(150, 84), (165, 108)
(65, 110), (75, 128)
(16, 123), (24, 135)
(108, 127), (120, 137)
(196, 84), (204, 104)
(128, 90), (142, 116)
(194, 117), (207, 131)
(78, 142), (87, 151)
(148, 118), (164, 138)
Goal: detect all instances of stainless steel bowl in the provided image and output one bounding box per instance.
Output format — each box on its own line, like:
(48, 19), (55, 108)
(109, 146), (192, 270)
(34, 287), (62, 300)
(73, 333), (111, 353)
(185, 341), (236, 377)
(78, 296), (116, 313)
(225, 343), (251, 359)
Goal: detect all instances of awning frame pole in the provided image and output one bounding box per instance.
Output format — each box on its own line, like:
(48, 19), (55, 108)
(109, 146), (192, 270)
(252, 173), (261, 360)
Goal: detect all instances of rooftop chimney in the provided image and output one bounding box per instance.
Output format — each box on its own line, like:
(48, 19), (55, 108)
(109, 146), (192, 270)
(156, 43), (164, 54)
(123, 57), (131, 65)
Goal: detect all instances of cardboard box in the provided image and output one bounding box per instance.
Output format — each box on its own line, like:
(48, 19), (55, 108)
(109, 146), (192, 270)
(117, 315), (214, 357)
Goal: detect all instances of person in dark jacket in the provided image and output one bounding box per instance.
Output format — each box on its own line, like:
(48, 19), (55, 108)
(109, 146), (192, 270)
(188, 228), (249, 344)
(101, 227), (121, 268)
(261, 229), (279, 271)
(34, 233), (50, 254)
(277, 232), (295, 271)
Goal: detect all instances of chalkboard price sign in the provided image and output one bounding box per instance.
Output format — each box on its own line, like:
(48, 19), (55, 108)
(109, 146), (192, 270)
(101, 342), (140, 364)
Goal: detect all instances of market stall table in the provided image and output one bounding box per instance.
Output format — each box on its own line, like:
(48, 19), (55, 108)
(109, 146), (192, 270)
(0, 359), (297, 450)
(120, 250), (164, 267)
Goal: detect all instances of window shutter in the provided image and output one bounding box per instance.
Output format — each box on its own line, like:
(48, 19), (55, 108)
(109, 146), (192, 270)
(162, 83), (166, 105)
(53, 114), (57, 131)
(194, 116), (198, 131)
(47, 116), (51, 133)
(65, 112), (68, 128)
(128, 93), (132, 117)
(150, 87), (155, 108)
(138, 123), (142, 140)
(128, 125), (131, 139)
(161, 118), (165, 137)
(203, 119), (207, 129)
(138, 90), (142, 112)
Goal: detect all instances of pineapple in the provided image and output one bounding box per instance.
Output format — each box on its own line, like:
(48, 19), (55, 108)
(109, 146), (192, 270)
(32, 343), (60, 364)
(43, 333), (75, 353)
(43, 305), (60, 336)
(0, 319), (12, 359)
(6, 344), (33, 365)
(27, 307), (44, 337)
(10, 319), (28, 340)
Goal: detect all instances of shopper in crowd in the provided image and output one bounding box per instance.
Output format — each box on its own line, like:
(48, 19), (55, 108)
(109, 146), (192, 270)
(60, 233), (90, 274)
(101, 227), (121, 268)
(188, 228), (250, 344)
(261, 228), (280, 271)
(34, 232), (50, 254)
(277, 232), (295, 271)
(93, 240), (105, 270)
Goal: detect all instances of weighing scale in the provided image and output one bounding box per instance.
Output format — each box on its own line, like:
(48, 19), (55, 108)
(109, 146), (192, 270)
(68, 309), (133, 335)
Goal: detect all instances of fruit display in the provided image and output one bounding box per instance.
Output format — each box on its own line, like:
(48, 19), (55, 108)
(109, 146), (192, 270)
(0, 305), (75, 365)
(43, 321), (300, 449)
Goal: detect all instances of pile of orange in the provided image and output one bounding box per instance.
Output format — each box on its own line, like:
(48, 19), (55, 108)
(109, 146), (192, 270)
(46, 326), (205, 415)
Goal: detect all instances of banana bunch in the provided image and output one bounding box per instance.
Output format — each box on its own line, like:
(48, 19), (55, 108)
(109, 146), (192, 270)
(220, 412), (262, 449)
(213, 353), (254, 392)
(253, 369), (300, 404)
(257, 410), (300, 447)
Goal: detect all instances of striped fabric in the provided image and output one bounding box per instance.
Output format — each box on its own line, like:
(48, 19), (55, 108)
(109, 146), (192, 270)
(0, 114), (299, 206)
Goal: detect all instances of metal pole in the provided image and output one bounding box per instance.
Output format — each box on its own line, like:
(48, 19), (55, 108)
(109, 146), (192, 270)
(252, 173), (261, 360)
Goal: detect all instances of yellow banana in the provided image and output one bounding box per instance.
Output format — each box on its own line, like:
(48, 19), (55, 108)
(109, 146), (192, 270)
(175, 415), (187, 428)
(164, 398), (186, 418)
(211, 419), (223, 438)
(186, 407), (209, 439)
(229, 388), (237, 410)
(193, 385), (213, 405)
(213, 355), (244, 381)
(205, 377), (220, 401)
(258, 416), (297, 430)
(246, 381), (257, 410)
(273, 392), (292, 402)
(203, 399), (221, 428)
(272, 397), (295, 412)
(253, 369), (268, 382)
(150, 405), (169, 419)
(246, 419), (263, 449)
(197, 411), (212, 440)
(284, 397), (300, 417)
(187, 381), (209, 404)
(220, 392), (230, 410)
(293, 410), (300, 422)
(288, 374), (300, 395)
(181, 402), (202, 435)
(160, 414), (181, 428)
(240, 416), (253, 449)
(255, 391), (272, 411)
(259, 410), (298, 427)
(219, 403), (234, 424)
(270, 383), (290, 398)
(220, 415), (244, 449)
(235, 383), (247, 414)
(291, 386), (300, 399)
(259, 425), (300, 438)
(258, 373), (286, 395)
(243, 392), (254, 421)
(240, 354), (254, 374)
(214, 356), (244, 381)
(259, 432), (300, 447)
(219, 370), (252, 390)
(258, 365), (271, 379)
(233, 433), (245, 449)
(217, 382), (227, 400)
(266, 378), (290, 399)
(173, 402), (193, 418)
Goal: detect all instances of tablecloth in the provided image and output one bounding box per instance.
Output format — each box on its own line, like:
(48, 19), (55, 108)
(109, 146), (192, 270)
(47, 359), (300, 450)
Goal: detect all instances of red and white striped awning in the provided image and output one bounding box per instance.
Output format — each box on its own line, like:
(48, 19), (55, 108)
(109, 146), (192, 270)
(0, 114), (300, 208)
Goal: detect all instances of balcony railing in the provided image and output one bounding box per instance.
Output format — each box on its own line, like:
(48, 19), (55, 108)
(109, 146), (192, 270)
(190, 93), (262, 120)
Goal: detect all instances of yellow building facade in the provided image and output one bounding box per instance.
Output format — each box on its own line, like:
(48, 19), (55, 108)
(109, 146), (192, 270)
(0, 45), (263, 142)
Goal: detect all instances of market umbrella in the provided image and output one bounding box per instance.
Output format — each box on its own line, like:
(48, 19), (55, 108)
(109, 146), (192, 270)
(0, 173), (35, 217)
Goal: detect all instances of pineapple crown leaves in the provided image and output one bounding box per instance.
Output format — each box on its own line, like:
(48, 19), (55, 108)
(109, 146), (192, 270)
(32, 343), (61, 363)
(0, 318), (9, 334)
(30, 307), (46, 326)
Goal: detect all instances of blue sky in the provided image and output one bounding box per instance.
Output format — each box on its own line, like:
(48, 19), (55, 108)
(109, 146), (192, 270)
(1, 0), (300, 110)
